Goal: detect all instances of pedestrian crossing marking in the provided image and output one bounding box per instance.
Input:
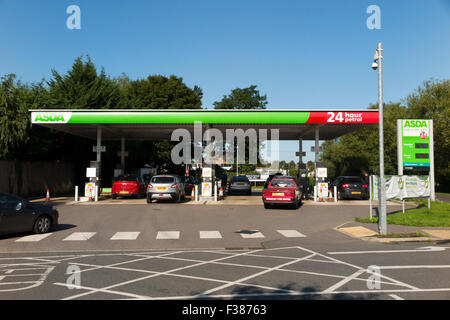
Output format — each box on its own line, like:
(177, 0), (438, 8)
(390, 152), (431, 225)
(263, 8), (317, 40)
(110, 232), (140, 240)
(199, 231), (222, 239)
(239, 231), (265, 239)
(15, 233), (53, 242)
(277, 230), (306, 238)
(8, 229), (306, 243)
(63, 232), (96, 241)
(156, 231), (180, 240)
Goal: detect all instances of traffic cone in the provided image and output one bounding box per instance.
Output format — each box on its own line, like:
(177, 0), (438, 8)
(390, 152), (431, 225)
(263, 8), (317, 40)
(328, 190), (333, 202)
(46, 189), (50, 202)
(219, 187), (223, 200)
(191, 188), (195, 199)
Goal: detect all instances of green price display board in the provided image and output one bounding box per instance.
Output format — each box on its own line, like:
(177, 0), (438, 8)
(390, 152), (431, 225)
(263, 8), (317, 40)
(401, 119), (430, 168)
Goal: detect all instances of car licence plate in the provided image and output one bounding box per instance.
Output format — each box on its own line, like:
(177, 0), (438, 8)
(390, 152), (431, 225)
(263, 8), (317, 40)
(273, 192), (284, 196)
(119, 191), (129, 194)
(157, 187), (167, 191)
(351, 191), (361, 194)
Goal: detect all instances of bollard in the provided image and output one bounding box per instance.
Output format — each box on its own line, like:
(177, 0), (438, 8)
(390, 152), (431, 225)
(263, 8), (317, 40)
(95, 185), (98, 202)
(46, 188), (50, 202)
(314, 186), (317, 202)
(214, 183), (218, 202)
(75, 185), (79, 202)
(195, 185), (198, 202)
(334, 186), (337, 203)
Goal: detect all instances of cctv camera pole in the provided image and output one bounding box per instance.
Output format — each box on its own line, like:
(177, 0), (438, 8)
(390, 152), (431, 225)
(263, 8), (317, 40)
(376, 42), (387, 235)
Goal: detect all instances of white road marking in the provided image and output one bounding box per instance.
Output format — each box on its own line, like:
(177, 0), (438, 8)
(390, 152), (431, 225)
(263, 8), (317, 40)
(110, 232), (140, 240)
(63, 232), (96, 241)
(15, 233), (53, 242)
(0, 276), (4, 281)
(328, 246), (446, 255)
(322, 269), (366, 293)
(379, 265), (450, 269)
(389, 294), (404, 300)
(156, 231), (180, 240)
(199, 231), (222, 239)
(197, 252), (316, 296)
(239, 231), (264, 239)
(277, 230), (306, 238)
(59, 247), (272, 300)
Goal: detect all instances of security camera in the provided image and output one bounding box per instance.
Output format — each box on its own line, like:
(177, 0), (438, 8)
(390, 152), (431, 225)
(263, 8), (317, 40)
(371, 61), (378, 70)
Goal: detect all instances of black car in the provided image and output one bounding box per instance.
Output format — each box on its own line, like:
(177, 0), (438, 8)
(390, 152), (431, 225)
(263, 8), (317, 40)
(331, 176), (369, 200)
(0, 192), (59, 235)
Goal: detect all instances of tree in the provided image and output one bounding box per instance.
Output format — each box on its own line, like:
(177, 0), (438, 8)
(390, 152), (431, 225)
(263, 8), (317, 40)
(214, 85), (268, 173)
(46, 55), (122, 109)
(125, 75), (202, 109)
(213, 85), (267, 109)
(406, 79), (450, 191)
(0, 75), (30, 159)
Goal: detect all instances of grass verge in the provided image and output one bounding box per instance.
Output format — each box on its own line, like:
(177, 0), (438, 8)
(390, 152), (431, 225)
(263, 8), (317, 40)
(355, 200), (450, 227)
(374, 232), (429, 238)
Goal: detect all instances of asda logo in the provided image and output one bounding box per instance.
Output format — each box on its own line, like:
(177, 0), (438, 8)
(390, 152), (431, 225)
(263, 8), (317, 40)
(32, 112), (71, 123)
(404, 120), (428, 128)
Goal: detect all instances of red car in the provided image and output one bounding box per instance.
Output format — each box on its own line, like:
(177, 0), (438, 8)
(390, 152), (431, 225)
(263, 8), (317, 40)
(112, 174), (147, 199)
(262, 176), (303, 209)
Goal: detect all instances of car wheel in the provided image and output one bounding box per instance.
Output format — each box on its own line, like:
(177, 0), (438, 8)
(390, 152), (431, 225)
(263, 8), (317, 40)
(146, 196), (152, 204)
(338, 191), (342, 200)
(112, 194), (117, 199)
(248, 190), (252, 195)
(174, 194), (181, 203)
(264, 203), (271, 209)
(34, 215), (52, 234)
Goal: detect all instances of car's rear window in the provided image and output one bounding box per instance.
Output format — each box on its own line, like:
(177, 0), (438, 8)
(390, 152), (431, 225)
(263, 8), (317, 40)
(152, 176), (175, 184)
(231, 176), (249, 182)
(342, 177), (365, 184)
(270, 179), (296, 188)
(118, 175), (138, 182)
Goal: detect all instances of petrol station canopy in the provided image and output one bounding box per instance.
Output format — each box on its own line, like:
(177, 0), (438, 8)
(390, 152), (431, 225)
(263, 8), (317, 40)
(30, 109), (378, 141)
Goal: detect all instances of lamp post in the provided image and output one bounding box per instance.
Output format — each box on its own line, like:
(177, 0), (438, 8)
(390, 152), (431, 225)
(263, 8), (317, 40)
(372, 42), (387, 235)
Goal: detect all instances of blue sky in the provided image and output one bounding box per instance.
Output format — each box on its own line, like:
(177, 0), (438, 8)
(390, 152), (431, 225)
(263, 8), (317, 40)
(1, 0), (449, 162)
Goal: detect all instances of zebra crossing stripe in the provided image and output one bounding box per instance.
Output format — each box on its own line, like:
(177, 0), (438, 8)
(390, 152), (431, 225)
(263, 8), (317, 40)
(110, 232), (140, 240)
(15, 233), (53, 242)
(277, 230), (306, 238)
(199, 231), (222, 239)
(239, 231), (265, 239)
(156, 231), (180, 240)
(63, 232), (96, 241)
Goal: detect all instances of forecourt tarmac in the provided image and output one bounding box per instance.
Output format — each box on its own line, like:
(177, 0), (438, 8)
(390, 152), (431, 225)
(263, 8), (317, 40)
(0, 198), (448, 300)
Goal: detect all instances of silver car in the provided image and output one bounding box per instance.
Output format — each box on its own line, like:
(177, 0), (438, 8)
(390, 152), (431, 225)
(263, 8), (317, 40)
(146, 175), (185, 203)
(228, 176), (252, 195)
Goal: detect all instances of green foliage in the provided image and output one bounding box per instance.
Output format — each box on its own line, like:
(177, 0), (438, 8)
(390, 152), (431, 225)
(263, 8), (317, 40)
(355, 200), (450, 227)
(46, 56), (122, 109)
(0, 75), (33, 159)
(125, 75), (202, 109)
(405, 79), (450, 191)
(213, 85), (267, 109)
